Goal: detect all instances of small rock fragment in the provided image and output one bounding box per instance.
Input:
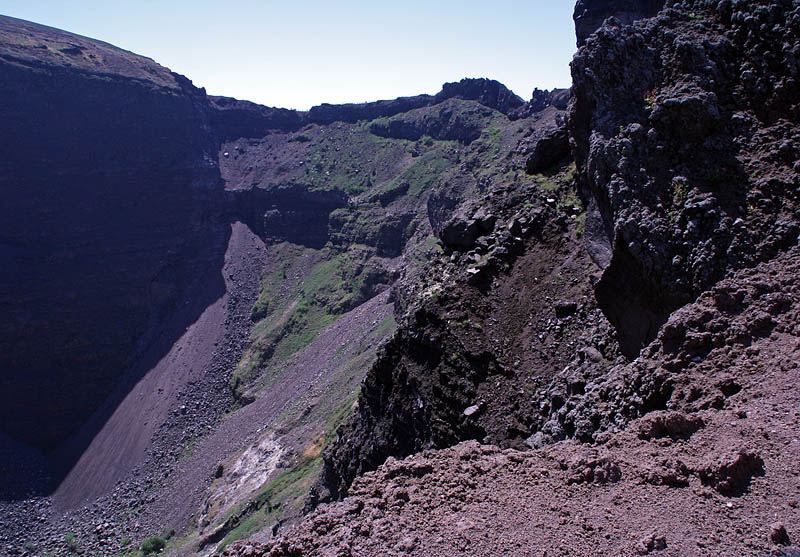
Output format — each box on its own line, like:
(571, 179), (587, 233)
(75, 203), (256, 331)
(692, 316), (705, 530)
(554, 301), (578, 318)
(635, 533), (667, 554)
(463, 404), (481, 417)
(770, 522), (791, 546)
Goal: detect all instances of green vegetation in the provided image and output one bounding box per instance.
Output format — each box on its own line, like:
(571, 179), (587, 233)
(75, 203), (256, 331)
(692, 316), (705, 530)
(301, 126), (407, 194)
(374, 314), (397, 339)
(565, 161), (577, 182)
(644, 88), (658, 110)
(394, 148), (454, 197)
(232, 246), (390, 397)
(140, 536), (166, 554)
(558, 188), (582, 212)
(65, 532), (79, 554)
(672, 177), (689, 210)
(112, 533), (169, 557)
(481, 126), (503, 155)
(535, 175), (560, 191)
(575, 211), (587, 237)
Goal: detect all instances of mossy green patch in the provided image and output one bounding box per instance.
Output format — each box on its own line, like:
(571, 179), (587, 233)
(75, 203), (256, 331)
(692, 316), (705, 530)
(233, 247), (391, 397)
(301, 126), (408, 194)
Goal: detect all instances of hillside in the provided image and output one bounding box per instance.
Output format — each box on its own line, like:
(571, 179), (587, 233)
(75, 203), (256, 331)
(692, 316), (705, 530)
(1, 0), (799, 556)
(0, 13), (574, 557)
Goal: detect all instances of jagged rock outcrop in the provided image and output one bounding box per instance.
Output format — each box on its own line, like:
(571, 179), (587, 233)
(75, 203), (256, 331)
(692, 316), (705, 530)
(525, 126), (571, 173)
(229, 186), (348, 249)
(311, 160), (593, 504)
(573, 0), (665, 45)
(434, 77), (525, 115)
(523, 88), (571, 117)
(569, 0), (800, 356)
(307, 78), (526, 126)
(209, 96), (303, 140)
(306, 95), (434, 126)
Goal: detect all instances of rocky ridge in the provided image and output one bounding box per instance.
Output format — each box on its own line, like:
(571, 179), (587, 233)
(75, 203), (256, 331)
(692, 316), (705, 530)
(570, 0), (800, 356)
(220, 0), (800, 554)
(222, 245), (800, 556)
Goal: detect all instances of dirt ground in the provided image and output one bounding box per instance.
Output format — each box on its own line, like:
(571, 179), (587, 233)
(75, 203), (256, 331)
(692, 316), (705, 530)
(219, 248), (800, 556)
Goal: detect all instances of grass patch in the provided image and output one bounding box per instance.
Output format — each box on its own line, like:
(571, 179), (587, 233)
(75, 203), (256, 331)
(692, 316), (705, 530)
(301, 126), (408, 194)
(233, 247), (390, 397)
(574, 212), (586, 237)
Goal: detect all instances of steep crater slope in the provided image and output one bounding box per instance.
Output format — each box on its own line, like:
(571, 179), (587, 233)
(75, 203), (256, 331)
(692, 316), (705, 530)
(309, 112), (601, 502)
(224, 247), (800, 556)
(0, 14), (578, 555)
(184, 91), (578, 555)
(0, 15), (223, 458)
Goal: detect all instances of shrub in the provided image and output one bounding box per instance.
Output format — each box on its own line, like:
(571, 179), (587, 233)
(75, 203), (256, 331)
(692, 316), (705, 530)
(65, 532), (78, 553)
(140, 536), (166, 554)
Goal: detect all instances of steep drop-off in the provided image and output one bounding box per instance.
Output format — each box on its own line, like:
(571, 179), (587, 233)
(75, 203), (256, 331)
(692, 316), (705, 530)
(0, 14), (580, 556)
(0, 16), (224, 455)
(4, 0), (799, 554)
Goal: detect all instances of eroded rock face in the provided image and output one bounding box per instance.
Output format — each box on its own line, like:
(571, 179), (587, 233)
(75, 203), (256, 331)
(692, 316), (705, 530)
(0, 16), (225, 450)
(569, 0), (800, 356)
(208, 96), (303, 140)
(434, 78), (526, 115)
(369, 99), (499, 144)
(525, 126), (571, 173)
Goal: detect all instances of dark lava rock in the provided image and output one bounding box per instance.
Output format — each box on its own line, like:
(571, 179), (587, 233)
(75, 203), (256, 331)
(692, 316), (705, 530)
(528, 88), (572, 114)
(554, 301), (579, 318)
(526, 126), (571, 173)
(574, 0), (665, 46)
(434, 78), (525, 115)
(208, 96), (303, 139)
(770, 523), (791, 546)
(529, 88), (555, 113)
(438, 209), (497, 252)
(569, 0), (800, 357)
(306, 94), (434, 126)
(550, 89), (571, 110)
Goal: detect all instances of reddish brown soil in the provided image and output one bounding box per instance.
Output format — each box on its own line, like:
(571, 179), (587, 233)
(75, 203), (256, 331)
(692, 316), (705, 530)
(219, 248), (800, 556)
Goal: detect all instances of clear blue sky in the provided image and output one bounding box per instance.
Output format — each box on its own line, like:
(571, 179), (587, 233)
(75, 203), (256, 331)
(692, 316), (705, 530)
(0, 1), (577, 110)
